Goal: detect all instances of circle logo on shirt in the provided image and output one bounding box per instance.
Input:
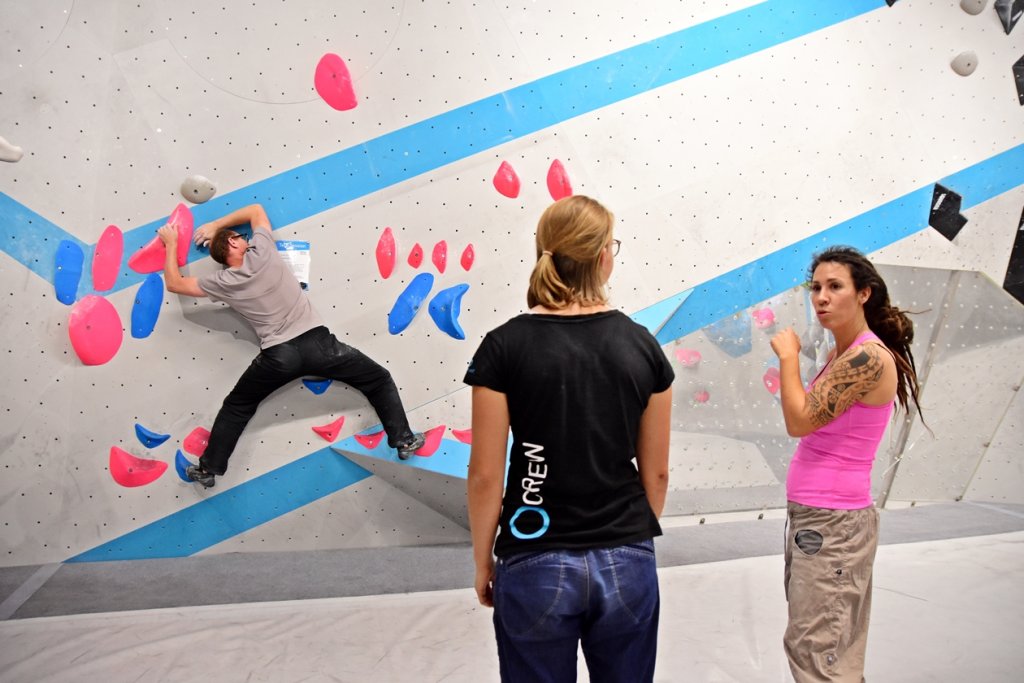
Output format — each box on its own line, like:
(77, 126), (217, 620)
(509, 505), (550, 540)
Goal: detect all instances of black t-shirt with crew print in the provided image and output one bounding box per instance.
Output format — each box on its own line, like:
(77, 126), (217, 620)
(464, 310), (675, 558)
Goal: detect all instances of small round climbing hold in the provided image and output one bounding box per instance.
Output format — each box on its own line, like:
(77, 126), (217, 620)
(180, 175), (217, 204)
(0, 135), (23, 163)
(951, 51), (978, 77)
(959, 0), (987, 16)
(408, 243), (424, 268)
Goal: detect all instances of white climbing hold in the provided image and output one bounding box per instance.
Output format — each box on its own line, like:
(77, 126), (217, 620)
(951, 51), (978, 77)
(0, 135), (23, 163)
(180, 175), (217, 204)
(960, 0), (987, 15)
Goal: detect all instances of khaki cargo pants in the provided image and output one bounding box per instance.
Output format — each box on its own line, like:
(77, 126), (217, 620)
(784, 502), (879, 683)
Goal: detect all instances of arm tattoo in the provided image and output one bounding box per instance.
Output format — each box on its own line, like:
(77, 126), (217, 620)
(807, 345), (884, 429)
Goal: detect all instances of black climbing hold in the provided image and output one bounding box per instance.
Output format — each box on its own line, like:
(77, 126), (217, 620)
(1013, 54), (1024, 105)
(929, 184), (968, 241)
(1002, 205), (1024, 305)
(995, 0), (1023, 34)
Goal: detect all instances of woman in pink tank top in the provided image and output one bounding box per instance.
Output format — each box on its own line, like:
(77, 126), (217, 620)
(770, 246), (924, 683)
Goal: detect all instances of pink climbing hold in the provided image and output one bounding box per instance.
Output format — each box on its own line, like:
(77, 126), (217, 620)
(92, 225), (123, 292)
(752, 307), (776, 329)
(183, 426), (211, 456)
(169, 203), (194, 267)
(492, 161), (521, 198)
(354, 430), (385, 450)
(694, 389), (710, 404)
(408, 243), (424, 268)
(451, 428), (473, 444)
(546, 159), (573, 201)
(432, 240), (448, 274)
(414, 424), (447, 457)
(314, 53), (358, 111)
(763, 367), (781, 395)
(376, 227), (397, 279)
(109, 446), (168, 487)
(68, 295), (123, 366)
(312, 415), (346, 442)
(674, 348), (702, 367)
(127, 203), (194, 273)
(460, 244), (475, 271)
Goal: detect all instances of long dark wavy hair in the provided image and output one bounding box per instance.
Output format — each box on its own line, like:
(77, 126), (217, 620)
(809, 246), (924, 417)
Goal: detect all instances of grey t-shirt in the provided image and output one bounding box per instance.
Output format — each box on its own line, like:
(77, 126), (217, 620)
(198, 230), (323, 348)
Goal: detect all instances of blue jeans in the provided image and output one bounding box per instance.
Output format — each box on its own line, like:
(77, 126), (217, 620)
(492, 539), (660, 683)
(201, 326), (415, 475)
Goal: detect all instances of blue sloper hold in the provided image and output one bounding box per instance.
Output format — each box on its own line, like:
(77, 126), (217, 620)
(388, 273), (434, 334)
(428, 283), (470, 340)
(131, 273), (164, 338)
(303, 378), (333, 395)
(135, 423), (170, 448)
(702, 310), (753, 358)
(174, 449), (193, 482)
(54, 240), (84, 305)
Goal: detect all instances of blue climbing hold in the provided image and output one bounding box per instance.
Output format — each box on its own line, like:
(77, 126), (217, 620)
(303, 378), (333, 395)
(131, 273), (164, 339)
(135, 423), (170, 448)
(174, 449), (193, 482)
(387, 273), (434, 334)
(54, 240), (84, 305)
(428, 283), (470, 340)
(702, 311), (752, 358)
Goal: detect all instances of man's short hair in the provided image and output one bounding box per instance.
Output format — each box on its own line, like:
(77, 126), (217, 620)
(209, 230), (233, 265)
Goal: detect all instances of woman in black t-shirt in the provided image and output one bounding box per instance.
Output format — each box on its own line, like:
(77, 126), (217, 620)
(465, 195), (674, 683)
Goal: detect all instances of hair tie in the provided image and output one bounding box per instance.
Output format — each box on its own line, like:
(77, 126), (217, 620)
(542, 250), (553, 257)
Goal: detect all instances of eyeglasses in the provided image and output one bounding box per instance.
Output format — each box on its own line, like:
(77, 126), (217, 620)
(227, 232), (247, 243)
(609, 239), (621, 257)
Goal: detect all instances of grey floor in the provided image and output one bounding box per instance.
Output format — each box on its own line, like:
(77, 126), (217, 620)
(0, 501), (1022, 681)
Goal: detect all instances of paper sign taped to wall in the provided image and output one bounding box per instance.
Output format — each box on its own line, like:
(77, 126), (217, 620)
(277, 240), (311, 289)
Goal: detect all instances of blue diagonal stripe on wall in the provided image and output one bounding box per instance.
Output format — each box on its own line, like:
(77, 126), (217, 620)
(3, 0), (886, 298)
(654, 144), (1024, 344)
(68, 446), (373, 562)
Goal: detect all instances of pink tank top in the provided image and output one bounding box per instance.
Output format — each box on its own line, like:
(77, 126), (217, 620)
(786, 331), (894, 510)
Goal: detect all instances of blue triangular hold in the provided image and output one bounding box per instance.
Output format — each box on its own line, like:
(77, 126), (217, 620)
(303, 378), (333, 395)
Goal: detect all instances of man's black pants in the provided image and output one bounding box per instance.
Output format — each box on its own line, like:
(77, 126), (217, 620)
(200, 326), (415, 475)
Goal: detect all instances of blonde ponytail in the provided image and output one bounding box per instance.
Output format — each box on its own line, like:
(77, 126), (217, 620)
(527, 196), (614, 310)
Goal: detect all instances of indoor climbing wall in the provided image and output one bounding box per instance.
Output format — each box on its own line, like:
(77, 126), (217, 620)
(0, 0), (1021, 566)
